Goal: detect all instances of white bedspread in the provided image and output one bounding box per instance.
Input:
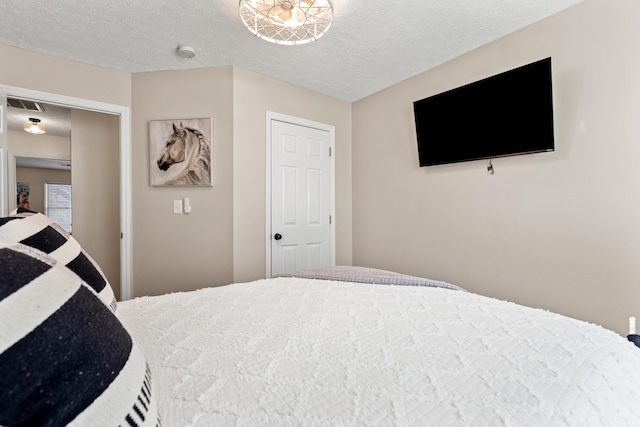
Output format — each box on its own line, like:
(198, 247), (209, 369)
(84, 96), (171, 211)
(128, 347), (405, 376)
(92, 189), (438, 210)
(117, 277), (640, 426)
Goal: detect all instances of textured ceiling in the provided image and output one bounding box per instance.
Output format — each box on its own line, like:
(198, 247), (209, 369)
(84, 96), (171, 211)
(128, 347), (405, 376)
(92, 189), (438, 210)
(0, 0), (583, 103)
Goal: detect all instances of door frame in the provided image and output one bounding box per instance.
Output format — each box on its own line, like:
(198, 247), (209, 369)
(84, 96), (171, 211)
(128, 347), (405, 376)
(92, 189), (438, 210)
(265, 111), (336, 278)
(0, 84), (133, 301)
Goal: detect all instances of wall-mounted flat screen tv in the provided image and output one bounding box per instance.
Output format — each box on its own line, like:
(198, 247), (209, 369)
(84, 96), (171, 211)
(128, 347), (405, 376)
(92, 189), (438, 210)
(413, 57), (554, 167)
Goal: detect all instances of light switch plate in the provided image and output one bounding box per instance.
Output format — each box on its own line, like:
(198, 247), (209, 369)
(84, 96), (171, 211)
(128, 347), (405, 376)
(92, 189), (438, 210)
(173, 199), (183, 214)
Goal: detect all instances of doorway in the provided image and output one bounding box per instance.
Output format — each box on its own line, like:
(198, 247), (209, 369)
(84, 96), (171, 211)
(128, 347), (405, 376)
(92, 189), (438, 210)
(0, 85), (132, 300)
(266, 112), (335, 277)
(9, 154), (71, 209)
(6, 99), (72, 214)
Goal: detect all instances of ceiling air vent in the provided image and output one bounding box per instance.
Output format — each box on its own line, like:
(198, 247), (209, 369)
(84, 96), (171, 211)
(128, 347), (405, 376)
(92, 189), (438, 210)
(7, 98), (46, 112)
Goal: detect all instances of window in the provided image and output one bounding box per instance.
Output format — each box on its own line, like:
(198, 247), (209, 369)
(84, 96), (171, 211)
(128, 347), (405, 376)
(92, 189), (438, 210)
(45, 182), (72, 234)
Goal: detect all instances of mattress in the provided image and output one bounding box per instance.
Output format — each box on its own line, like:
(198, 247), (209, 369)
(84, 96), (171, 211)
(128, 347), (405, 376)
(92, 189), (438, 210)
(117, 277), (640, 426)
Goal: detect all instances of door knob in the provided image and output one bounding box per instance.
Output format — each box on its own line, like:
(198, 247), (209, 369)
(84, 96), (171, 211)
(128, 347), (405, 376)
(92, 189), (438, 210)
(274, 233), (282, 241)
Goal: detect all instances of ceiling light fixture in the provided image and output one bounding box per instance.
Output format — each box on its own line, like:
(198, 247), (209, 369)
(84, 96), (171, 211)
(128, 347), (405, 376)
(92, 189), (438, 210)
(239, 0), (333, 46)
(23, 117), (46, 135)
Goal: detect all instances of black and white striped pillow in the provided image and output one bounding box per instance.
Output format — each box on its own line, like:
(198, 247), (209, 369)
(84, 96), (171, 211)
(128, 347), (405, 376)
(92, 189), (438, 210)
(0, 209), (117, 312)
(0, 239), (158, 426)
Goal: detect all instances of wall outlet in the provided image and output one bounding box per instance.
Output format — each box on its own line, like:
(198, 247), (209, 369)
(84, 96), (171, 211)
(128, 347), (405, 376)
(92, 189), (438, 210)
(173, 199), (183, 214)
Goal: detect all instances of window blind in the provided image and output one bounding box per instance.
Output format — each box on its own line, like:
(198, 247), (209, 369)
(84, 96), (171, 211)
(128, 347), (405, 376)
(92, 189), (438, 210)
(45, 182), (72, 234)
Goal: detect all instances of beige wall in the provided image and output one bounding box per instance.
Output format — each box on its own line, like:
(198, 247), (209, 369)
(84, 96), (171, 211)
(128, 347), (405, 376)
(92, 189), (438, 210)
(0, 43), (130, 106)
(131, 67), (235, 296)
(71, 109), (121, 300)
(130, 67), (352, 294)
(232, 67), (353, 283)
(352, 0), (640, 334)
(15, 167), (71, 213)
(8, 130), (71, 160)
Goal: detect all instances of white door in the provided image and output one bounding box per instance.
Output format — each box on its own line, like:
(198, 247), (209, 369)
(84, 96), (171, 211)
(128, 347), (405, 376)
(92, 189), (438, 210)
(270, 117), (334, 276)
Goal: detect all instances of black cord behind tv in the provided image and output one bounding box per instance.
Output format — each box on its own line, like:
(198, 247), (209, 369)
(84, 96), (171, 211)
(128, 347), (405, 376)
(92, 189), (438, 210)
(413, 57), (555, 167)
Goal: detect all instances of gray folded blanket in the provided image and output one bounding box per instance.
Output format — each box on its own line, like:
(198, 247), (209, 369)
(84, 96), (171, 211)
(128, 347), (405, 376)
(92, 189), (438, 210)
(276, 265), (464, 291)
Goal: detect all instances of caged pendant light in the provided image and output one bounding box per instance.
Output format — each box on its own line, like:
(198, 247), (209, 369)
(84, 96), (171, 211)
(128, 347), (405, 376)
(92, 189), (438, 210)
(239, 0), (334, 45)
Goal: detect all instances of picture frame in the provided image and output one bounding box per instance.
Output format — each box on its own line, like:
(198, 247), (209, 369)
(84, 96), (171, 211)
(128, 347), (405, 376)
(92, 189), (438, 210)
(17, 182), (30, 209)
(149, 118), (213, 186)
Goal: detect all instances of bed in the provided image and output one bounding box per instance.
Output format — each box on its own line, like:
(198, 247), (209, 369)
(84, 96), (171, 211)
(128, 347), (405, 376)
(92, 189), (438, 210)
(3, 211), (640, 426)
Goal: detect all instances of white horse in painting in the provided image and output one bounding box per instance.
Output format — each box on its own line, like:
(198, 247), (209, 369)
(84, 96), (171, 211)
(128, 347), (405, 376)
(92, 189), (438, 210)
(157, 122), (211, 186)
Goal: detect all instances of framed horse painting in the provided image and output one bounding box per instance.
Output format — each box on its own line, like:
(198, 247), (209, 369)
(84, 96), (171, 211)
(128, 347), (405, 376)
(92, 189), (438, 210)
(149, 118), (213, 186)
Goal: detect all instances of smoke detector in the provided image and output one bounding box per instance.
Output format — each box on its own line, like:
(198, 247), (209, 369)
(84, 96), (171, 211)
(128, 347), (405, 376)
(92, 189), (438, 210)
(177, 45), (196, 59)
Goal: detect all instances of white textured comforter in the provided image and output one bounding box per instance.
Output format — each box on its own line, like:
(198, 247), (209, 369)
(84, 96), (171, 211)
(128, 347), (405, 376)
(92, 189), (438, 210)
(117, 277), (640, 426)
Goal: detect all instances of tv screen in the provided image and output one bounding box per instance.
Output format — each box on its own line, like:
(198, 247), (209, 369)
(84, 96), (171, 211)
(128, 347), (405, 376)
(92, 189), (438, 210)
(413, 57), (554, 167)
